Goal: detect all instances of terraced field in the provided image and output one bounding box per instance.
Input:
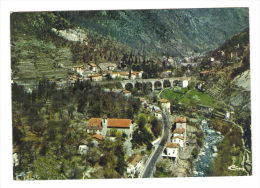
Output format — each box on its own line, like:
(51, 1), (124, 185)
(11, 35), (74, 83)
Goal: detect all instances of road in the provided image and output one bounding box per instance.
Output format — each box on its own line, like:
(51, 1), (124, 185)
(142, 112), (170, 178)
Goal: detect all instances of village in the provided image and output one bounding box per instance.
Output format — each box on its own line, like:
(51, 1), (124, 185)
(12, 53), (239, 179)
(69, 61), (193, 178)
(9, 10), (251, 179)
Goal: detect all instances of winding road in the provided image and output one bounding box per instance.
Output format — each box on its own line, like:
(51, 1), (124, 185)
(142, 112), (170, 178)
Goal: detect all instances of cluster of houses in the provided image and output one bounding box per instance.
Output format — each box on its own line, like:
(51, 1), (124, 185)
(162, 116), (187, 163)
(78, 115), (146, 178)
(68, 62), (144, 85)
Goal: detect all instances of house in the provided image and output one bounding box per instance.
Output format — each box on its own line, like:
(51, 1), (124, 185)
(106, 118), (133, 137)
(127, 154), (143, 178)
(158, 98), (171, 114)
(132, 71), (143, 79)
(152, 106), (162, 119)
(172, 136), (184, 147)
(88, 74), (102, 81)
(122, 89), (131, 97)
(99, 63), (117, 71)
(89, 63), (98, 72)
(78, 139), (89, 155)
(225, 111), (234, 120)
(119, 72), (130, 80)
(180, 78), (188, 88)
(72, 65), (85, 76)
(86, 118), (102, 134)
(173, 128), (186, 138)
(174, 117), (187, 130)
(110, 72), (120, 79)
(92, 134), (105, 141)
(162, 142), (179, 162)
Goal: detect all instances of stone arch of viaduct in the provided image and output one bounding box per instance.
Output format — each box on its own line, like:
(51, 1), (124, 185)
(121, 78), (184, 91)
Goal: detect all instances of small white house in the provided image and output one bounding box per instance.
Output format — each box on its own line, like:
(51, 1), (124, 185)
(180, 79), (189, 88)
(174, 117), (187, 130)
(89, 63), (98, 72)
(162, 142), (179, 162)
(78, 139), (89, 155)
(88, 74), (102, 82)
(127, 154), (143, 178)
(78, 145), (88, 155)
(152, 106), (162, 119)
(158, 98), (171, 114)
(72, 65), (85, 76)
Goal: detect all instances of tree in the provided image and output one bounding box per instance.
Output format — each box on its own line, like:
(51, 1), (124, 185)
(138, 113), (147, 130)
(151, 117), (162, 138)
(115, 144), (126, 176)
(87, 149), (100, 167)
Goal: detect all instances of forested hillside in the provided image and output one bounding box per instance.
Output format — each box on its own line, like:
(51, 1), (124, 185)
(11, 9), (249, 83)
(63, 8), (249, 56)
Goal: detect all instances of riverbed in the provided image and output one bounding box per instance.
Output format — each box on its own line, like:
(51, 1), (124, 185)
(193, 119), (223, 177)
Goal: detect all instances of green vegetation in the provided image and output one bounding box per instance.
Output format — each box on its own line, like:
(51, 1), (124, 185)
(160, 87), (188, 102)
(161, 87), (220, 108)
(66, 9), (249, 57)
(12, 80), (141, 179)
(154, 160), (172, 177)
(131, 113), (153, 150)
(179, 89), (220, 108)
(211, 126), (246, 176)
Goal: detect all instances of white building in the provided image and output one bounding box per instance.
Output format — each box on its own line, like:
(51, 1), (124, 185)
(72, 65), (85, 76)
(158, 98), (171, 114)
(152, 106), (162, 119)
(174, 117), (187, 130)
(88, 74), (102, 81)
(127, 154), (143, 178)
(180, 79), (189, 88)
(89, 63), (98, 73)
(162, 142), (179, 162)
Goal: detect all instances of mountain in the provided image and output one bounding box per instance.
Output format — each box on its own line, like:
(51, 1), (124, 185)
(61, 8), (249, 57)
(10, 8), (249, 83)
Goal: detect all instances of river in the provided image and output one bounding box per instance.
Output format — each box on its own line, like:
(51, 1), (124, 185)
(193, 119), (223, 177)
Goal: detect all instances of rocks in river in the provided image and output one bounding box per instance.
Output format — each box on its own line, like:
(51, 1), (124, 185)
(193, 170), (198, 175)
(212, 146), (218, 153)
(212, 153), (218, 157)
(193, 119), (223, 177)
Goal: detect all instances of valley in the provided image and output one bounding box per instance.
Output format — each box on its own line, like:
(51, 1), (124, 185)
(10, 9), (251, 180)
